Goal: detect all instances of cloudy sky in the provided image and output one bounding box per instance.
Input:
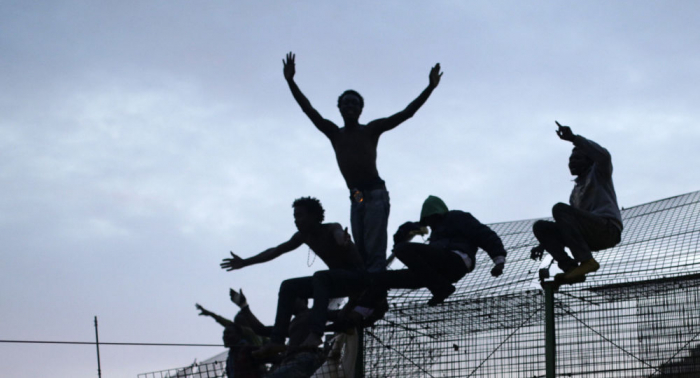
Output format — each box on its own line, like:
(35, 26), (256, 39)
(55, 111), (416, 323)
(1, 1), (699, 376)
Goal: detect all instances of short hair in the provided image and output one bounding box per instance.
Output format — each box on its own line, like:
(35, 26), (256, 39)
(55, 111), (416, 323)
(337, 90), (364, 109)
(292, 197), (325, 223)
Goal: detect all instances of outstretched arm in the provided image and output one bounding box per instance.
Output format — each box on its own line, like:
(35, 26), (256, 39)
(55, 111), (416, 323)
(220, 233), (304, 271)
(369, 63), (442, 133)
(196, 303), (234, 327)
(283, 52), (338, 136)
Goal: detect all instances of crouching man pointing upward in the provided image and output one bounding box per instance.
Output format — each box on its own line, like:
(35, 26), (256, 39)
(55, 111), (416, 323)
(531, 122), (623, 286)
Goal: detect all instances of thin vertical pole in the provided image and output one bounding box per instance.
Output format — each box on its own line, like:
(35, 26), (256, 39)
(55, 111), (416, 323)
(94, 316), (102, 378)
(544, 283), (556, 378)
(354, 327), (364, 378)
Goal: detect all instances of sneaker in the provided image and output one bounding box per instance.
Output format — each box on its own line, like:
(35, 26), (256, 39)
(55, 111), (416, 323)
(362, 298), (388, 327)
(558, 260), (578, 273)
(427, 284), (456, 307)
(563, 258), (599, 283)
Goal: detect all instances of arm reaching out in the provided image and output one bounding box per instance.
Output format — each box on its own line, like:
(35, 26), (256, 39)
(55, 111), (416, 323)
(369, 63), (443, 133)
(220, 233), (304, 271)
(283, 52), (338, 136)
(195, 303), (234, 327)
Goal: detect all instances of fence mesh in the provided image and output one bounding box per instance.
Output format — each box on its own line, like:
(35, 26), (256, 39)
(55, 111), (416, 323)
(138, 360), (226, 378)
(364, 190), (700, 377)
(138, 191), (700, 377)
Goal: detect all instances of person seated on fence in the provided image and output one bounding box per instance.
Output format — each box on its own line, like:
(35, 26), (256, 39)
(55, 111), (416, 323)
(259, 297), (339, 378)
(196, 288), (269, 377)
(316, 195), (508, 335)
(198, 288), (328, 377)
(386, 195), (507, 306)
(220, 197), (364, 359)
(530, 121), (623, 285)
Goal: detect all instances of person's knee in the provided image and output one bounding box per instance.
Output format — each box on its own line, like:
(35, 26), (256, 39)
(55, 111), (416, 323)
(532, 220), (547, 238)
(312, 270), (331, 286)
(278, 279), (296, 297)
(552, 202), (573, 221)
(393, 242), (411, 259)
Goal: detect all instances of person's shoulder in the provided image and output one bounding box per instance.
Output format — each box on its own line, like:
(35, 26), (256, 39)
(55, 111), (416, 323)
(447, 210), (479, 224)
(448, 209), (472, 218)
(290, 230), (305, 243)
(322, 222), (343, 232)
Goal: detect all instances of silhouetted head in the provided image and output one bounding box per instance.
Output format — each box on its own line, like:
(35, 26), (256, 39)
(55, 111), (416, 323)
(337, 90), (364, 122)
(568, 147), (593, 176)
(234, 311), (250, 328)
(420, 195), (449, 228)
(223, 324), (242, 348)
(292, 197), (325, 233)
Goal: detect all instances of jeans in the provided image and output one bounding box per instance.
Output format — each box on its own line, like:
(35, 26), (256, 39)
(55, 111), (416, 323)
(350, 188), (390, 273)
(533, 202), (622, 271)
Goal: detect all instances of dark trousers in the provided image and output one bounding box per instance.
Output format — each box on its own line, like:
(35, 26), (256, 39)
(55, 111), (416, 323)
(270, 270), (365, 342)
(271, 243), (468, 341)
(310, 245), (467, 335)
(384, 242), (468, 292)
(533, 202), (621, 271)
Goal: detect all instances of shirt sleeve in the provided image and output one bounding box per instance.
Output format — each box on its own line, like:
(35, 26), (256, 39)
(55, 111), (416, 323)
(462, 213), (508, 263)
(573, 135), (613, 176)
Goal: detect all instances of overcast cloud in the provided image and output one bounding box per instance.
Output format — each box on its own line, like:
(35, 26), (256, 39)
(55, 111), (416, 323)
(2, 1), (700, 376)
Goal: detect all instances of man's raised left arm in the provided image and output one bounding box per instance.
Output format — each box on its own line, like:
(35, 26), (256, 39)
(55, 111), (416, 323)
(369, 63), (442, 133)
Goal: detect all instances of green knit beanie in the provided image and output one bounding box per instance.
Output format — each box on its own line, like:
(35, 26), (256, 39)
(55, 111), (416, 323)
(420, 195), (448, 222)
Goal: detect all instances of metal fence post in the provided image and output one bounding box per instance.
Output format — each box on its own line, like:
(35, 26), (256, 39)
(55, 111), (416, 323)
(94, 316), (102, 378)
(544, 283), (556, 378)
(355, 328), (364, 378)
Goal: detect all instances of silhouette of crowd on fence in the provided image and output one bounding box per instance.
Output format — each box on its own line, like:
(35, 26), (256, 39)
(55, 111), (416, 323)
(193, 52), (623, 377)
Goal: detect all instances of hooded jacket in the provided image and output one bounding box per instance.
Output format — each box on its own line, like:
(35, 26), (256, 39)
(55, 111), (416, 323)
(420, 196), (507, 271)
(570, 135), (623, 231)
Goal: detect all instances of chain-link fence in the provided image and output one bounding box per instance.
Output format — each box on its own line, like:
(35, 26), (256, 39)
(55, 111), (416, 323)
(364, 190), (700, 377)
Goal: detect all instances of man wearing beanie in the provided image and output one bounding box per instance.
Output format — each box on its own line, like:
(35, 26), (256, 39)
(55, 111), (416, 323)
(306, 195), (508, 338)
(388, 195), (508, 306)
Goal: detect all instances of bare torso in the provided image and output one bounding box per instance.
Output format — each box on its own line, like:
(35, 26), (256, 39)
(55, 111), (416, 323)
(300, 223), (363, 270)
(326, 126), (382, 189)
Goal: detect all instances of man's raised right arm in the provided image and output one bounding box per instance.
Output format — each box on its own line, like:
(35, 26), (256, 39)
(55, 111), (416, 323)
(220, 232), (304, 271)
(283, 52), (338, 136)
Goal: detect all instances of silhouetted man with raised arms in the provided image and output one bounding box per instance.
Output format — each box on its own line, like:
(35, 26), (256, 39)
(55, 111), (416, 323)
(531, 122), (623, 286)
(283, 52), (442, 273)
